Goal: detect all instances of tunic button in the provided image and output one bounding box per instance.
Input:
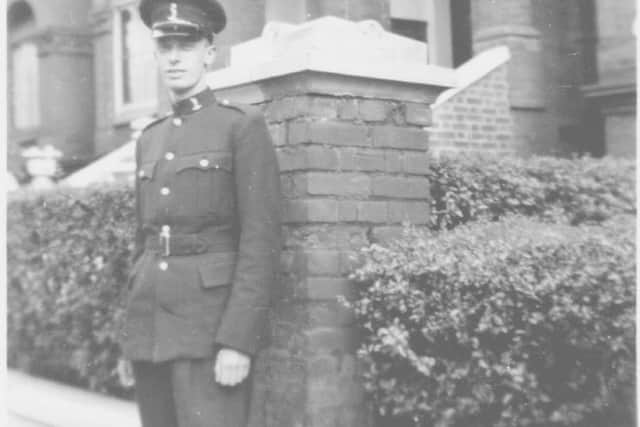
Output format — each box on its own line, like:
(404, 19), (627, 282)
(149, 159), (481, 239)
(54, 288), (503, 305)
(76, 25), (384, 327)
(172, 117), (182, 126)
(160, 187), (170, 195)
(165, 152), (175, 160)
(222, 99), (229, 105)
(158, 261), (168, 271)
(199, 159), (210, 168)
(138, 170), (145, 178)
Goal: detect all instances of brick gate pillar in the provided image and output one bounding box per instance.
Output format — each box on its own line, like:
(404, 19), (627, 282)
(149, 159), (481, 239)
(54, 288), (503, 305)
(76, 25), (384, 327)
(209, 17), (454, 427)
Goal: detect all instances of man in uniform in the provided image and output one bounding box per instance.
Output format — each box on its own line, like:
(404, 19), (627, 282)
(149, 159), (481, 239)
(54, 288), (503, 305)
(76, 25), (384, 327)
(117, 1), (281, 426)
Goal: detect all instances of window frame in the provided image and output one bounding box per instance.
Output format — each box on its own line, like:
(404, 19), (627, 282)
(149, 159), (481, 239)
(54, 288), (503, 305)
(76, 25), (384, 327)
(112, 1), (158, 123)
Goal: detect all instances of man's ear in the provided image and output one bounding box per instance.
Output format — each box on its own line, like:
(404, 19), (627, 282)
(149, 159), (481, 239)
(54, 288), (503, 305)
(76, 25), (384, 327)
(204, 43), (216, 67)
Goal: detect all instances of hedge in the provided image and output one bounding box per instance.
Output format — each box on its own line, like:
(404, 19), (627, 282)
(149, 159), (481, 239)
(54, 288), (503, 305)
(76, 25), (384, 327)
(7, 154), (636, 406)
(7, 184), (135, 397)
(426, 155), (635, 229)
(347, 215), (635, 427)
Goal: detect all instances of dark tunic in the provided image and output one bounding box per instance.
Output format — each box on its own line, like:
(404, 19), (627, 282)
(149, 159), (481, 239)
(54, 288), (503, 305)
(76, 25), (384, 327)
(120, 88), (281, 362)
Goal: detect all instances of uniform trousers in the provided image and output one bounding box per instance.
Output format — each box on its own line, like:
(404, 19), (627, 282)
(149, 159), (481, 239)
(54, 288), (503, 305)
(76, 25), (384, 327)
(132, 357), (251, 427)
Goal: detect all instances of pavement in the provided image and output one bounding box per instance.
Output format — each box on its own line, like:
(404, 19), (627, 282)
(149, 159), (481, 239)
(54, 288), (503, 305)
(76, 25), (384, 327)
(9, 413), (55, 427)
(8, 371), (140, 427)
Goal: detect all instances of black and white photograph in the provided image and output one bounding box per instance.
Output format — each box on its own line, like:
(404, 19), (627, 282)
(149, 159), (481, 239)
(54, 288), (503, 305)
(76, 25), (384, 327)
(4, 1), (637, 426)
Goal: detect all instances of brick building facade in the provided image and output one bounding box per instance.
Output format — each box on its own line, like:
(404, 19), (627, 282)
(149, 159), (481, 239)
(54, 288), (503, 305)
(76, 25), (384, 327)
(7, 0), (636, 180)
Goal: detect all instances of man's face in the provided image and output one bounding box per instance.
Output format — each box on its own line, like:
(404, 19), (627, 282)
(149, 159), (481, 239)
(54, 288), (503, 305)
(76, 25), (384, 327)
(154, 35), (215, 95)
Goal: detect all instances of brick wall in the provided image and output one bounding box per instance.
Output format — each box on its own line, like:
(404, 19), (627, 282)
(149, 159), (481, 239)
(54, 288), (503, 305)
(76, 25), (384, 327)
(216, 76), (443, 427)
(429, 64), (516, 156)
(268, 94), (431, 427)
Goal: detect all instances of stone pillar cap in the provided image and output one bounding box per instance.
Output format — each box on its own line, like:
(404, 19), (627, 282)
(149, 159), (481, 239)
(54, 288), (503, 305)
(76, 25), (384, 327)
(231, 16), (428, 67)
(209, 16), (456, 91)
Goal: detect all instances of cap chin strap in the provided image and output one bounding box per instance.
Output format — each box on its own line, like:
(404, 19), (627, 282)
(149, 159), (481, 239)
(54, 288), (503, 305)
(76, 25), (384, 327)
(152, 19), (200, 30)
(152, 29), (193, 38)
(151, 21), (204, 38)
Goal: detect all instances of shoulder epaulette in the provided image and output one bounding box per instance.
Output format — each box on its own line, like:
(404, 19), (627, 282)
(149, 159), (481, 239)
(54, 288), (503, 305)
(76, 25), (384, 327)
(217, 98), (253, 115)
(141, 113), (171, 133)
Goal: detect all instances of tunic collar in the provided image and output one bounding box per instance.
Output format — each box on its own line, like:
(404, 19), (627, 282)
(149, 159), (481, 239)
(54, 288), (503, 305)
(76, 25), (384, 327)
(172, 88), (216, 116)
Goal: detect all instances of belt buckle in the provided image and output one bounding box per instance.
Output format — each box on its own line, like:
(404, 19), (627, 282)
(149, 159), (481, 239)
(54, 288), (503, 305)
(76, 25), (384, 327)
(159, 225), (171, 256)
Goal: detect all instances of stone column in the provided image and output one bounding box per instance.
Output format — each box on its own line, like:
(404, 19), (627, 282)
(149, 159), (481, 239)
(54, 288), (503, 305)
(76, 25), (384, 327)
(582, 0), (637, 157)
(470, 0), (552, 154)
(8, 0), (94, 173)
(36, 28), (94, 168)
(209, 17), (453, 427)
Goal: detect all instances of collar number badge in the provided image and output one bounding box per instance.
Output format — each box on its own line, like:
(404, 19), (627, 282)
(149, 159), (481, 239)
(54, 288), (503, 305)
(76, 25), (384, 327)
(190, 97), (202, 111)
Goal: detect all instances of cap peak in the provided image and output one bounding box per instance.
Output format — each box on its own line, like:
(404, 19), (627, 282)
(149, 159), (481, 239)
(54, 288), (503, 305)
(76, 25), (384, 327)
(139, 0), (227, 35)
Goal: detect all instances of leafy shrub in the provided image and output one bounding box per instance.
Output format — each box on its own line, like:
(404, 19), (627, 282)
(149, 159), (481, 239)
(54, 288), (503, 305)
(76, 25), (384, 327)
(7, 184), (135, 397)
(427, 155), (635, 229)
(347, 215), (635, 427)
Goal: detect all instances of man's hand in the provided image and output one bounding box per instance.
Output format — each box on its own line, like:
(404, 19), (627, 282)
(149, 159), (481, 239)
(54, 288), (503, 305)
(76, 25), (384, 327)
(117, 358), (135, 388)
(214, 347), (251, 386)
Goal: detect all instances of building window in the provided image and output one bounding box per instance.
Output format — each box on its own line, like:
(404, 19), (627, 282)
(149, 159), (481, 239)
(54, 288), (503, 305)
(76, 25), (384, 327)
(113, 4), (157, 117)
(390, 0), (453, 67)
(12, 42), (40, 129)
(390, 18), (427, 42)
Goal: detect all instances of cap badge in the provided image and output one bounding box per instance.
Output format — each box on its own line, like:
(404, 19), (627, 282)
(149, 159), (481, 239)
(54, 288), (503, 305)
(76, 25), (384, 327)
(168, 3), (178, 22)
(190, 97), (202, 111)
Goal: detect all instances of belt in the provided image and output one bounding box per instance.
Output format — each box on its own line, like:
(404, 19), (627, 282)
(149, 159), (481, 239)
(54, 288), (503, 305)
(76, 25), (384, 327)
(144, 226), (235, 256)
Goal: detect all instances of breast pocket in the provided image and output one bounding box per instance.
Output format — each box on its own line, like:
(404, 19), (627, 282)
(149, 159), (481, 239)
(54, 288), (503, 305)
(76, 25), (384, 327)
(174, 152), (234, 218)
(137, 161), (157, 221)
